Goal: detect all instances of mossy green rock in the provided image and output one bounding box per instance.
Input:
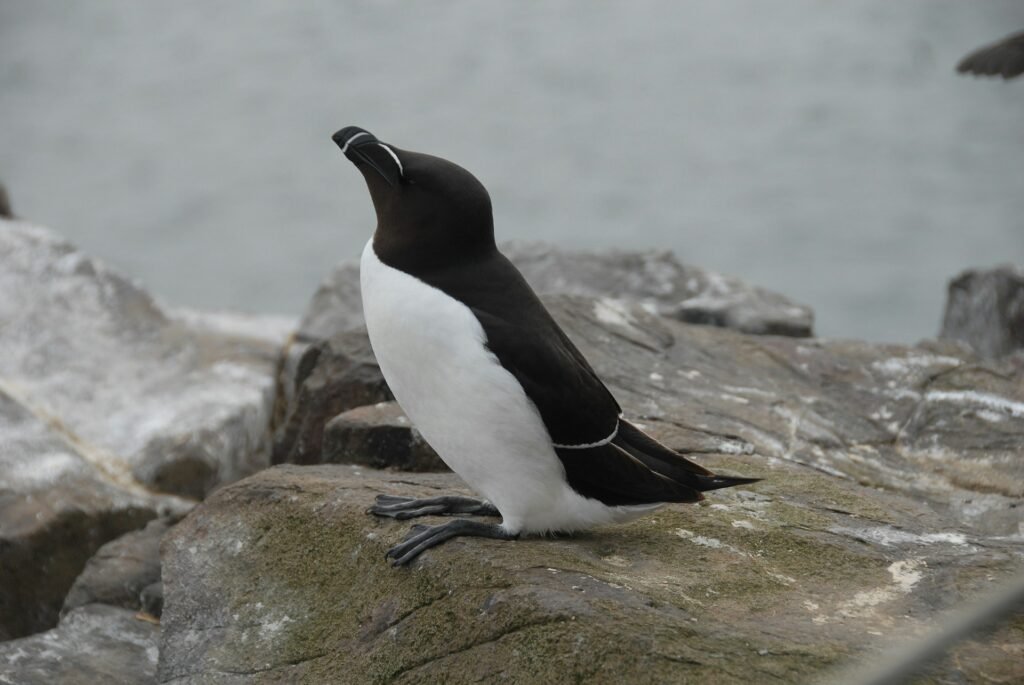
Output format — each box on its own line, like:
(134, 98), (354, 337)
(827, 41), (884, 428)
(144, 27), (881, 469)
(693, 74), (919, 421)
(158, 464), (1023, 684)
(160, 294), (1023, 683)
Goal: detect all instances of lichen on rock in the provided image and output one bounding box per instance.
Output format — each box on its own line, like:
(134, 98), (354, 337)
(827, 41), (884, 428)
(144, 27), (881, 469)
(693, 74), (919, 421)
(158, 464), (1022, 684)
(159, 291), (1024, 683)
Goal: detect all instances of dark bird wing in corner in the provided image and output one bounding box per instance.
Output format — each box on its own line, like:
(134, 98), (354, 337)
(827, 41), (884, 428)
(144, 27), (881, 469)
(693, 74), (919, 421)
(415, 251), (759, 508)
(0, 183), (13, 219)
(957, 31), (1024, 79)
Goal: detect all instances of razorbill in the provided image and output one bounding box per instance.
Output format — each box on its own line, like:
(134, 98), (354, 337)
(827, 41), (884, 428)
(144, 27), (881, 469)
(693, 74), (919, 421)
(332, 126), (759, 566)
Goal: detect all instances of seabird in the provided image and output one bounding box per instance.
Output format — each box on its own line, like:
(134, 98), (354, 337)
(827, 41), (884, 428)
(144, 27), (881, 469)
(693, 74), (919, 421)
(332, 126), (759, 566)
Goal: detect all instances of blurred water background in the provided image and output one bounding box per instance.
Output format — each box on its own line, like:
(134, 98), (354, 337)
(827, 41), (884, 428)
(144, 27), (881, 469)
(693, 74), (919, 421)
(1, 1), (1022, 342)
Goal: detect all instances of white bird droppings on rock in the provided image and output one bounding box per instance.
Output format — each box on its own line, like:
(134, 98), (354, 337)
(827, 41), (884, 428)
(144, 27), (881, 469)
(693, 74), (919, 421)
(592, 298), (635, 328)
(925, 390), (1024, 419)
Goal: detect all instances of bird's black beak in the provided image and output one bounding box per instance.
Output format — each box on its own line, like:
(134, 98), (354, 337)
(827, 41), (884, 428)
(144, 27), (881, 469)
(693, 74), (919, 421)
(332, 126), (403, 187)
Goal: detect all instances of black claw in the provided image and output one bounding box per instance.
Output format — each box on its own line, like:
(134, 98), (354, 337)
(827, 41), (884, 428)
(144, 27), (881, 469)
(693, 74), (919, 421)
(375, 494), (412, 505)
(370, 496), (511, 566)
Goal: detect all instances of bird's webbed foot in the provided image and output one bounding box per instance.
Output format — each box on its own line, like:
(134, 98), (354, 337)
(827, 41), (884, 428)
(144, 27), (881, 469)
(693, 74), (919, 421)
(385, 519), (518, 566)
(367, 494), (500, 520)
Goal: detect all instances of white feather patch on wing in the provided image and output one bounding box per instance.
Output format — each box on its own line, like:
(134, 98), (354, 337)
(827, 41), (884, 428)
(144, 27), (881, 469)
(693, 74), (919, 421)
(551, 421), (619, 449)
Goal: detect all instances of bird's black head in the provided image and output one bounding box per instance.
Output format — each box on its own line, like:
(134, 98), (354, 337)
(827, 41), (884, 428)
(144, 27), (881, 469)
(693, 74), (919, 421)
(332, 126), (495, 272)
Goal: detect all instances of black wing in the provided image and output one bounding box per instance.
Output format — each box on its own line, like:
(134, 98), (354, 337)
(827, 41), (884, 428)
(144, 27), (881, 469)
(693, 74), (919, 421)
(416, 250), (759, 505)
(416, 250), (621, 447)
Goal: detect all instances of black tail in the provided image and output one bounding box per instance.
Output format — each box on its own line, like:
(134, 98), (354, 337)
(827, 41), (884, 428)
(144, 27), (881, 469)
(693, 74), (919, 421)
(614, 419), (761, 493)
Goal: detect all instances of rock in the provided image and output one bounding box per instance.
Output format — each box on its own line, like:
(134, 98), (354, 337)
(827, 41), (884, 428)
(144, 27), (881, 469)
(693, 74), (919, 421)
(0, 387), (187, 641)
(297, 262), (363, 340)
(0, 219), (289, 638)
(159, 465), (1023, 684)
(294, 242), (814, 342)
(504, 242), (814, 337)
(271, 330), (392, 466)
(160, 295), (1022, 683)
(940, 265), (1024, 360)
(550, 296), (1023, 534)
(61, 517), (174, 617)
(0, 604), (159, 685)
(139, 582), (164, 619)
(166, 307), (296, 347)
(322, 402), (445, 471)
(0, 221), (286, 498)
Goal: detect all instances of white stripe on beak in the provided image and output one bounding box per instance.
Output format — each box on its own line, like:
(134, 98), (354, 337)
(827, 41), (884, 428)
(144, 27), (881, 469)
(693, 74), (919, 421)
(339, 131), (371, 155)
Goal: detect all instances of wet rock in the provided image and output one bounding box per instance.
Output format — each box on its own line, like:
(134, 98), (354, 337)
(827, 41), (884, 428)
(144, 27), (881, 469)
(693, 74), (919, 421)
(271, 330), (391, 466)
(159, 465), (1023, 684)
(0, 604), (159, 685)
(0, 220), (286, 498)
(61, 517), (174, 617)
(0, 387), (186, 641)
(294, 242), (814, 342)
(322, 402), (445, 471)
(940, 265), (1024, 360)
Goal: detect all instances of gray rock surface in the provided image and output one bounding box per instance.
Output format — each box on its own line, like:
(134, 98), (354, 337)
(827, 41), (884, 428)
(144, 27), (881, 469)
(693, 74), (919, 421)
(271, 330), (392, 466)
(0, 218), (289, 640)
(0, 219), (286, 499)
(0, 604), (159, 685)
(0, 387), (186, 640)
(159, 465), (1023, 685)
(139, 582), (163, 619)
(295, 242), (814, 342)
(505, 242), (815, 337)
(296, 262), (363, 341)
(940, 265), (1024, 360)
(323, 402), (444, 471)
(159, 295), (1023, 683)
(61, 517), (174, 618)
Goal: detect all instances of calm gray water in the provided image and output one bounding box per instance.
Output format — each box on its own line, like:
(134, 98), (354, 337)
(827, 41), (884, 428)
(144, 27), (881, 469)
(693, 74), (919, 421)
(2, 1), (1022, 342)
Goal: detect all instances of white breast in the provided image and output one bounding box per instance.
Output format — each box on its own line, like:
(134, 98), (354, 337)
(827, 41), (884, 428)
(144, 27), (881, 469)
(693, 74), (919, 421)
(359, 238), (654, 534)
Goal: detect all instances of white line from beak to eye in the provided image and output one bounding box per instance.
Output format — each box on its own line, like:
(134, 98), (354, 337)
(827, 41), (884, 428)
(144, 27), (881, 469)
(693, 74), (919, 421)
(339, 131), (370, 155)
(376, 143), (404, 177)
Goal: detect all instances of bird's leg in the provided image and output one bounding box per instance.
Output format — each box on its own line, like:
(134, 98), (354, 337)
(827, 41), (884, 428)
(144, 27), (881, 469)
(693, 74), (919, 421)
(385, 519), (518, 566)
(367, 494), (500, 520)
